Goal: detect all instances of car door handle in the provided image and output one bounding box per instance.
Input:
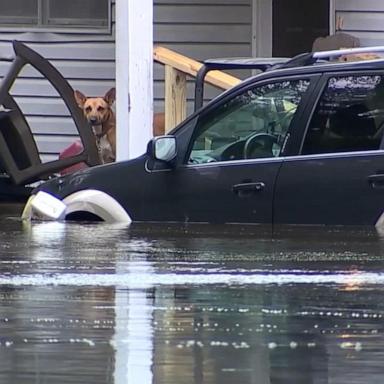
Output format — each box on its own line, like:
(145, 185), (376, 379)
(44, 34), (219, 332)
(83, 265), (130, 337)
(232, 182), (265, 196)
(368, 174), (384, 188)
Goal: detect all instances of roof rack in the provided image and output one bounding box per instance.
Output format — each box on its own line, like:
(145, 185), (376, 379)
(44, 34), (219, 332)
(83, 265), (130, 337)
(194, 46), (384, 111)
(276, 46), (384, 70)
(313, 45), (384, 60)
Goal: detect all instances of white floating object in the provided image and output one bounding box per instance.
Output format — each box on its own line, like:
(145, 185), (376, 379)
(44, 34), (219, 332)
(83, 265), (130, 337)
(22, 191), (66, 221)
(63, 189), (131, 223)
(22, 189), (131, 224)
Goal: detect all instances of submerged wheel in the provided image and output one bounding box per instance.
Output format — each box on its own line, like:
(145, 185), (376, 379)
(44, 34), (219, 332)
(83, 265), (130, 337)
(65, 211), (104, 222)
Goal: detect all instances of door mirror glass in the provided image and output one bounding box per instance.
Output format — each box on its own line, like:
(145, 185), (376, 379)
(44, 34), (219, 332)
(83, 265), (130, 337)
(153, 136), (177, 162)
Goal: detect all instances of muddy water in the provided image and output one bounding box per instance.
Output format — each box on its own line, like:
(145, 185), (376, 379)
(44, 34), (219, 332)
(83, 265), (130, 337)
(0, 215), (384, 383)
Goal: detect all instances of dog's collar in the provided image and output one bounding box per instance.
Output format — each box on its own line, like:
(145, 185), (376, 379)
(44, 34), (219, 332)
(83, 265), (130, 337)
(95, 131), (106, 140)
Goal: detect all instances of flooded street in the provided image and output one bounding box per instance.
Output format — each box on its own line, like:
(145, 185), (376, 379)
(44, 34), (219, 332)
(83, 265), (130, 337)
(0, 215), (384, 383)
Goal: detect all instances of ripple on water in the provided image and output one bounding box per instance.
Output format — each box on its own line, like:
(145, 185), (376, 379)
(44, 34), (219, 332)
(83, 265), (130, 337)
(0, 270), (382, 288)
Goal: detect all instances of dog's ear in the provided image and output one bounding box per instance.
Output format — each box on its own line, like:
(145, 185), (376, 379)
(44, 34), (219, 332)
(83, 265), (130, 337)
(74, 90), (87, 108)
(104, 87), (116, 105)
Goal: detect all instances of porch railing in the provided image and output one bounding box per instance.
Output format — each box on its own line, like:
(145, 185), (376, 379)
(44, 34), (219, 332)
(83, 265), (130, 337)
(153, 46), (241, 133)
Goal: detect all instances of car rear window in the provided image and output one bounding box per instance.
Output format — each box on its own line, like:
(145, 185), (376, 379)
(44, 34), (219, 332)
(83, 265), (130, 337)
(302, 75), (384, 155)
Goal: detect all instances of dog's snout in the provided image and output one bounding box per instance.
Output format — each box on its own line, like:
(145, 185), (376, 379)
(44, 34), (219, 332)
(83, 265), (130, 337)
(89, 116), (98, 124)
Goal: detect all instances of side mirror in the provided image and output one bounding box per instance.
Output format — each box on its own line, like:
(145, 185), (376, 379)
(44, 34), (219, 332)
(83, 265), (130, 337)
(148, 135), (177, 163)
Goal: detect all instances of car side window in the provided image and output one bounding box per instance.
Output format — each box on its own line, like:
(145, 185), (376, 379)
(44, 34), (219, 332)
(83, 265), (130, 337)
(302, 75), (384, 155)
(188, 79), (310, 164)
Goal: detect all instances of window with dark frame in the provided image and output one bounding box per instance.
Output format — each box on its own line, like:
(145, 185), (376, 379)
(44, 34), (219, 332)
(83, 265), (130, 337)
(302, 75), (384, 155)
(188, 79), (310, 164)
(0, 0), (109, 29)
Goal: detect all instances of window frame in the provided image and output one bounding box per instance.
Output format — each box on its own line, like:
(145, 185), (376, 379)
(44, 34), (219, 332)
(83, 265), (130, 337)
(184, 74), (318, 165)
(0, 0), (112, 34)
(299, 70), (384, 156)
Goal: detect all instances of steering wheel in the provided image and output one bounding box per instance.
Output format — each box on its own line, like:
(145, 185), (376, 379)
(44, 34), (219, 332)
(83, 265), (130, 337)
(243, 132), (278, 159)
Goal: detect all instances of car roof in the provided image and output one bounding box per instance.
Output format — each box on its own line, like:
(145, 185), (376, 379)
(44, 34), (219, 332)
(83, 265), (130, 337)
(278, 47), (384, 73)
(195, 47), (384, 111)
(222, 47), (384, 91)
(206, 46), (384, 70)
(207, 46), (384, 82)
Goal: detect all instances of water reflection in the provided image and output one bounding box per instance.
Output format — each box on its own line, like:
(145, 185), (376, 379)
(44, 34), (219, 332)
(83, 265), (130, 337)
(113, 259), (154, 384)
(0, 217), (384, 383)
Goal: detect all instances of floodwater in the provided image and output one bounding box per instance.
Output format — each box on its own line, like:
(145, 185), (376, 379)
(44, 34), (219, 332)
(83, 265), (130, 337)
(0, 214), (384, 384)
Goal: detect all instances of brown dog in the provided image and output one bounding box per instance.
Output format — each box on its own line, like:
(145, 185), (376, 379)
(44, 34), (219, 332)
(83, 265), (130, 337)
(74, 87), (116, 164)
(74, 87), (166, 164)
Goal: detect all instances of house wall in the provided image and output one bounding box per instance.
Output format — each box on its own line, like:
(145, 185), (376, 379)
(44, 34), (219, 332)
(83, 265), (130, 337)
(0, 0), (253, 162)
(0, 1), (383, 164)
(335, 1), (384, 46)
(154, 0), (253, 114)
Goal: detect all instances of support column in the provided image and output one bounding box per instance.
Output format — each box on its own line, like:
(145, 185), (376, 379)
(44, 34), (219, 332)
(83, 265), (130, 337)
(115, 0), (154, 161)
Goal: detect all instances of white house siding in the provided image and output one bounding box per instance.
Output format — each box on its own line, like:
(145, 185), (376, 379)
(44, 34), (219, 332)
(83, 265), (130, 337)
(153, 0), (253, 114)
(335, 0), (384, 46)
(0, 0), (253, 161)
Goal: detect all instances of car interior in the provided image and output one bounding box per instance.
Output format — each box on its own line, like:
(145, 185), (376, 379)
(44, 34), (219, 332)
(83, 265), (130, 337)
(188, 82), (307, 164)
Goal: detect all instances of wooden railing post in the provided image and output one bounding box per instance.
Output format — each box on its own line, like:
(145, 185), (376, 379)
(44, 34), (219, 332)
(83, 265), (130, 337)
(164, 65), (187, 133)
(154, 46), (242, 134)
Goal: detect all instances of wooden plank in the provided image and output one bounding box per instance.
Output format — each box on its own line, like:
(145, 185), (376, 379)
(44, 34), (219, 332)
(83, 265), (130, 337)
(165, 66), (187, 132)
(0, 61), (115, 80)
(35, 135), (79, 154)
(336, 0), (384, 12)
(349, 31), (384, 47)
(337, 11), (384, 32)
(155, 24), (251, 43)
(154, 63), (252, 81)
(154, 46), (241, 91)
(153, 44), (252, 61)
(9, 78), (115, 97)
(26, 43), (115, 61)
(13, 97), (72, 116)
(155, 0), (249, 4)
(28, 116), (80, 135)
(154, 5), (251, 24)
(154, 80), (223, 100)
(0, 41), (115, 60)
(0, 31), (115, 43)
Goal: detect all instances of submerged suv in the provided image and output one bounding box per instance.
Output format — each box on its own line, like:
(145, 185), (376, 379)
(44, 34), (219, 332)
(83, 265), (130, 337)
(24, 47), (384, 227)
